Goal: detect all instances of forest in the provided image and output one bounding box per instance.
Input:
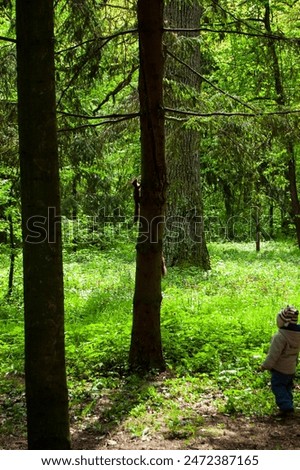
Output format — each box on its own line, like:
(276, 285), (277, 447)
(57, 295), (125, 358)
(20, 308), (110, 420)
(1, 0), (300, 451)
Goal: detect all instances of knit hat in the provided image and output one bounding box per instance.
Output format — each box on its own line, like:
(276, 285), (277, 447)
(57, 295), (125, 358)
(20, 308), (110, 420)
(278, 305), (299, 326)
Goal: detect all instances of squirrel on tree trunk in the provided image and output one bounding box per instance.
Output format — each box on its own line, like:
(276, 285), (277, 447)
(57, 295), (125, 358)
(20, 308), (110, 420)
(132, 178), (167, 276)
(132, 179), (141, 223)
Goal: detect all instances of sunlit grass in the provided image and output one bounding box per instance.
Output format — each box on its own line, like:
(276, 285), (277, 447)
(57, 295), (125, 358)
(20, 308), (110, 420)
(1, 239), (300, 440)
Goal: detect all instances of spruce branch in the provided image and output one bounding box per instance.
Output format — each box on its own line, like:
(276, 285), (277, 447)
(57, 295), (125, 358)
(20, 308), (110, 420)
(56, 38), (110, 108)
(92, 64), (138, 114)
(56, 29), (138, 55)
(166, 49), (256, 112)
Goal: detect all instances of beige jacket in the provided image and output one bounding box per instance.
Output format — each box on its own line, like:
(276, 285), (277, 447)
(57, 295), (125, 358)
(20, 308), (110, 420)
(262, 326), (300, 375)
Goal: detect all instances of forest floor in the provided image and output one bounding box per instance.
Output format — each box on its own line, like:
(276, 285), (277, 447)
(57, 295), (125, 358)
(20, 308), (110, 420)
(2, 243), (300, 451)
(1, 374), (300, 451)
(70, 404), (300, 451)
(2, 404), (300, 451)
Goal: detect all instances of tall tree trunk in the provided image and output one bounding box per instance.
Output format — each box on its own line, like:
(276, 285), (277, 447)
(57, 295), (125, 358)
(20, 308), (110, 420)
(16, 0), (70, 449)
(7, 213), (15, 298)
(264, 0), (300, 247)
(164, 0), (210, 269)
(129, 0), (167, 372)
(72, 174), (78, 252)
(220, 179), (234, 240)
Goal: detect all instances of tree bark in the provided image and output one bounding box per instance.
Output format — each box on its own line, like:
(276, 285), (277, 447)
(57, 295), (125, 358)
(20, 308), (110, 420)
(7, 213), (15, 298)
(16, 0), (70, 449)
(129, 0), (167, 372)
(164, 0), (210, 269)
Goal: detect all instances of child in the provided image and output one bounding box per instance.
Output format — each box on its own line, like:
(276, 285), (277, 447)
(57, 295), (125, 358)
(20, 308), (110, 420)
(261, 305), (300, 416)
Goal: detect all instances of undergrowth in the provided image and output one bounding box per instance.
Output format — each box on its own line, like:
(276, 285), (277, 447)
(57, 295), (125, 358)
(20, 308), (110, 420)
(1, 240), (300, 441)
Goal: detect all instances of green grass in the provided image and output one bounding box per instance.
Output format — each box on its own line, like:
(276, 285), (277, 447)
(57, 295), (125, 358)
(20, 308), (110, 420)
(1, 240), (300, 441)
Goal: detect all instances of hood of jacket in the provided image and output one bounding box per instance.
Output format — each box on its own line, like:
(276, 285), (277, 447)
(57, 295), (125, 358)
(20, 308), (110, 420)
(279, 328), (300, 349)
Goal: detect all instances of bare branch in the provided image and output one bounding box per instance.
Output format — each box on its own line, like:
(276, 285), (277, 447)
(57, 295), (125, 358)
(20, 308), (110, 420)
(58, 110), (139, 120)
(164, 27), (300, 42)
(58, 115), (139, 133)
(166, 49), (256, 112)
(93, 64), (138, 114)
(96, 3), (134, 11)
(0, 36), (16, 44)
(165, 106), (300, 119)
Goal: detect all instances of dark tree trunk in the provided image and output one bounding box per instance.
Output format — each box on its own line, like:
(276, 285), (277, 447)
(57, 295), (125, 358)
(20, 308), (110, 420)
(129, 0), (167, 372)
(220, 180), (234, 240)
(7, 213), (15, 298)
(16, 0), (70, 449)
(72, 175), (78, 252)
(269, 202), (274, 238)
(164, 0), (210, 269)
(255, 207), (261, 252)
